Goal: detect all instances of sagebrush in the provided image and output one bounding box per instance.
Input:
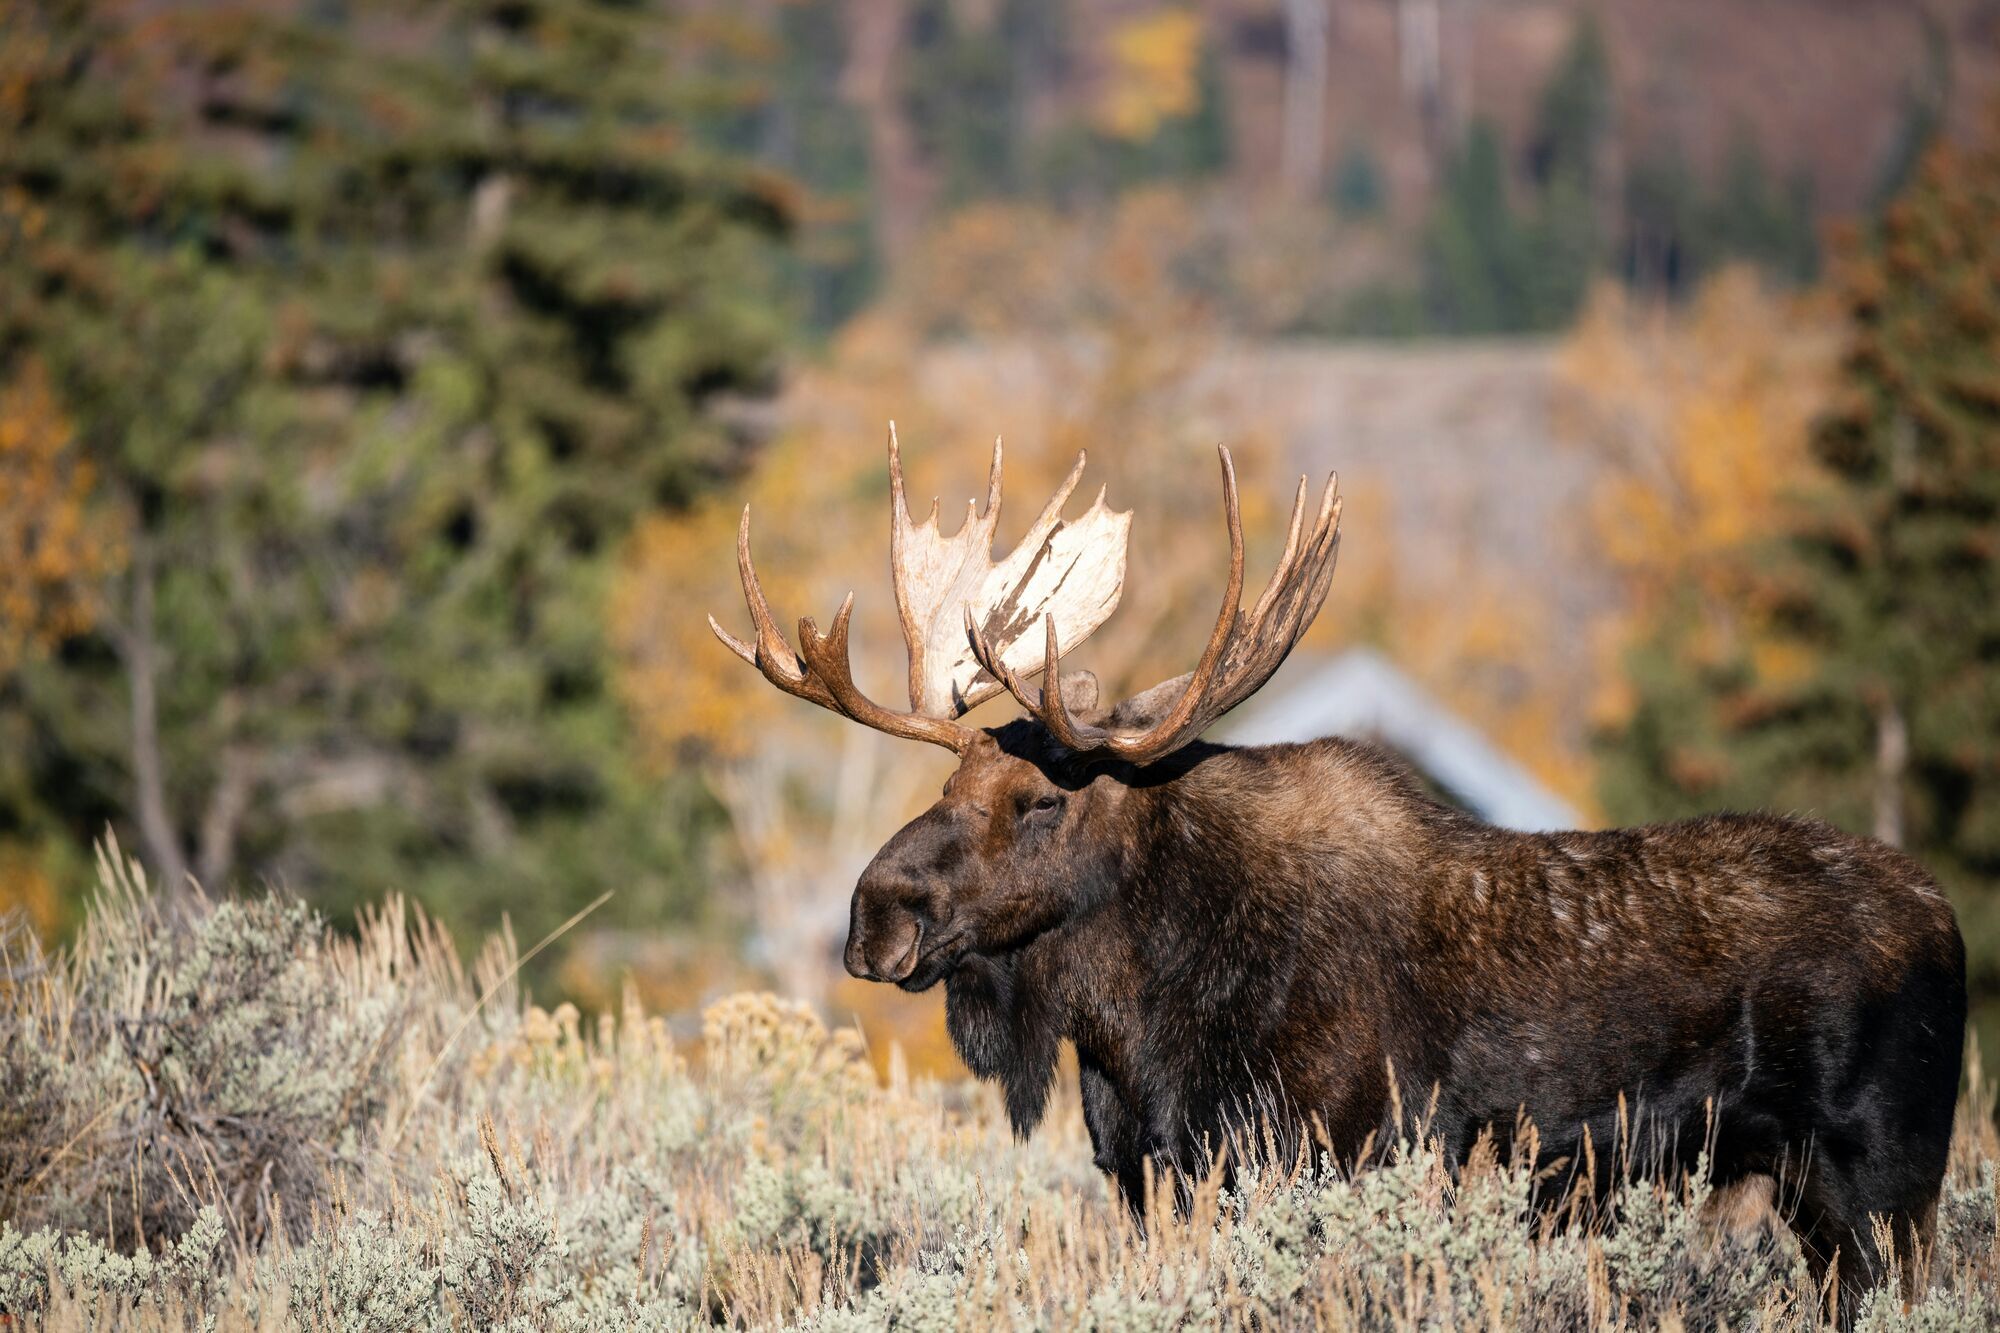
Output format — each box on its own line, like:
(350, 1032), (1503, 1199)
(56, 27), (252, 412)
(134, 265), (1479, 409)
(1, 846), (1995, 1330)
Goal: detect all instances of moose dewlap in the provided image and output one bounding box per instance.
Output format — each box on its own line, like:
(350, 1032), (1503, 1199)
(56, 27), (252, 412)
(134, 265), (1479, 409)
(711, 430), (1966, 1312)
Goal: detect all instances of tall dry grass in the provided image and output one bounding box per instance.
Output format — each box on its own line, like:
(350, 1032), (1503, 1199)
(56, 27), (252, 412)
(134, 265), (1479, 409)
(1, 844), (1995, 1330)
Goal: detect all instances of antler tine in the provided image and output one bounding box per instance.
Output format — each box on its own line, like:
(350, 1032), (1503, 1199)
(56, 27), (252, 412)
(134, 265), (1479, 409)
(966, 609), (1102, 752)
(711, 501), (975, 753)
(1025, 449), (1089, 536)
(1104, 445), (1248, 745)
(889, 421), (911, 526)
(796, 597), (974, 750)
(717, 427), (1131, 748)
(1019, 448), (1340, 766)
(1035, 614), (1099, 751)
(1253, 473), (1342, 640)
(964, 605), (1043, 711)
(705, 505), (836, 707)
(1250, 476), (1311, 627)
(985, 436), (1005, 517)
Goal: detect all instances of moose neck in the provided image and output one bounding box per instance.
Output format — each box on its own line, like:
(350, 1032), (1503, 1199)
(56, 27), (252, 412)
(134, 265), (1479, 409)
(948, 737), (1435, 1141)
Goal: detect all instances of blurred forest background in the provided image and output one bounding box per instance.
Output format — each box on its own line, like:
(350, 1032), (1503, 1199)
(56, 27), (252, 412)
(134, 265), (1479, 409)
(2, 0), (1998, 1060)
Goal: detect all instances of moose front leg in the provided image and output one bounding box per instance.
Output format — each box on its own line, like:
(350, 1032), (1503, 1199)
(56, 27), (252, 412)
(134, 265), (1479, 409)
(1078, 1055), (1151, 1213)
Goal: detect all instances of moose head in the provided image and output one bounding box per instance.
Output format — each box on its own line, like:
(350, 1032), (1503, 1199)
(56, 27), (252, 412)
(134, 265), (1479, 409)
(709, 431), (1340, 994)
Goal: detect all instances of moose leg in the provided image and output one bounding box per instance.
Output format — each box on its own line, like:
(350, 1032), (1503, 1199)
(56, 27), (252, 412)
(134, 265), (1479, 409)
(1791, 1195), (1871, 1323)
(1789, 1155), (1943, 1325)
(1079, 1056), (1150, 1215)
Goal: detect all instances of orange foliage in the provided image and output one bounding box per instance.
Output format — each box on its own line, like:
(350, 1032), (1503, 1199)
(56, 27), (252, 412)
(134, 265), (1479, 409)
(0, 842), (63, 939)
(0, 361), (125, 671)
(892, 186), (1404, 343)
(1558, 271), (1838, 729)
(826, 973), (961, 1081)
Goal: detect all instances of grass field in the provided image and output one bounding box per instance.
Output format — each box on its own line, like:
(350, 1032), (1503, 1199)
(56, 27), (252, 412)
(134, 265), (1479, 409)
(1, 846), (1995, 1331)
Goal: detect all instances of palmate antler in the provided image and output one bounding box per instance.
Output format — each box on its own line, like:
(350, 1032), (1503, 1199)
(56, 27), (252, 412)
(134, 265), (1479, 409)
(712, 431), (1339, 764)
(964, 447), (1341, 766)
(708, 426), (1132, 754)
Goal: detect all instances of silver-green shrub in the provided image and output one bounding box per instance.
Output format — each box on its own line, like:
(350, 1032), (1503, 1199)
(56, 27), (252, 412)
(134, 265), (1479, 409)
(3, 861), (402, 1250)
(1, 856), (1996, 1331)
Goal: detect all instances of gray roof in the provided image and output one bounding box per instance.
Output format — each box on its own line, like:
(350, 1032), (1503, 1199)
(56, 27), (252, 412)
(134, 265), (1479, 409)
(1219, 648), (1585, 833)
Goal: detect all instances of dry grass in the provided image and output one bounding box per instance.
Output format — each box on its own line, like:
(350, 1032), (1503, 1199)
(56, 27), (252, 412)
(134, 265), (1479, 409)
(1, 845), (1996, 1331)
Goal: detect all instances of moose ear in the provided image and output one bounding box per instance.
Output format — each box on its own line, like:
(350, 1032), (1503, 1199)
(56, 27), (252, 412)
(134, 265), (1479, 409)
(1107, 672), (1194, 732)
(1057, 670), (1100, 715)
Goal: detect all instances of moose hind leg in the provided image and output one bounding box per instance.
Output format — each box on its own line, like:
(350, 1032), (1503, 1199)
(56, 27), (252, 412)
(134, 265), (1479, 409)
(1787, 1147), (1946, 1323)
(1780, 947), (1962, 1321)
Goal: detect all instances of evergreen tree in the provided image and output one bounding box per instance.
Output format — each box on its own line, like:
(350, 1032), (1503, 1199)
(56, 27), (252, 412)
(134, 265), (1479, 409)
(1621, 130), (1816, 297)
(1149, 38), (1232, 181)
(1423, 14), (1607, 335)
(1621, 141), (1700, 293)
(716, 0), (876, 333)
(1528, 11), (1610, 191)
(1330, 139), (1386, 219)
(0, 0), (792, 945)
(906, 0), (1023, 204)
(1519, 13), (1610, 329)
(1423, 120), (1530, 333)
(1598, 110), (2000, 1043)
(1871, 15), (1952, 208)
(1701, 130), (1817, 286)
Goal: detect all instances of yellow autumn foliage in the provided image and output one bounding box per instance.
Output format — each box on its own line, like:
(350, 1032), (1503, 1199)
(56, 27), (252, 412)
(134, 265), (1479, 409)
(1559, 270), (1838, 729)
(1095, 8), (1204, 142)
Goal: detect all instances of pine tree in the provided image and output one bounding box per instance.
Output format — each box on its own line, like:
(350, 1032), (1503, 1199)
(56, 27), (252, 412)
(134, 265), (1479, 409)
(0, 0), (792, 945)
(1423, 14), (1608, 335)
(1528, 11), (1610, 192)
(1598, 107), (2000, 1043)
(1700, 130), (1817, 286)
(727, 0), (877, 332)
(1423, 120), (1528, 333)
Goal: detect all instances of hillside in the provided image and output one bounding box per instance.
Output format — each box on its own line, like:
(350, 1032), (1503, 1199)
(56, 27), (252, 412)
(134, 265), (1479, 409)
(1217, 0), (1997, 212)
(797, 0), (2000, 276)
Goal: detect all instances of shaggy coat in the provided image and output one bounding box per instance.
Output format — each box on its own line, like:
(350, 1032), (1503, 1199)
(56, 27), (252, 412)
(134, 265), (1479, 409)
(845, 722), (1966, 1306)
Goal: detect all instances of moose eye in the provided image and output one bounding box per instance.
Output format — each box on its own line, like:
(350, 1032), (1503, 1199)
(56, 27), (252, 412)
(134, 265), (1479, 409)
(1025, 793), (1062, 818)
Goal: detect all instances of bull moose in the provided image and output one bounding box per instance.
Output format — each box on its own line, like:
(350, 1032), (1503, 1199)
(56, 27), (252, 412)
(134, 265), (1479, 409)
(710, 433), (1965, 1307)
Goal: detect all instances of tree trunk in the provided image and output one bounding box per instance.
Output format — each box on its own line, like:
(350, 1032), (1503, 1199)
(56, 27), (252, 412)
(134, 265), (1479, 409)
(841, 0), (926, 264)
(1280, 0), (1330, 199)
(1398, 0), (1444, 169)
(1873, 696), (1908, 848)
(196, 745), (255, 889)
(122, 545), (190, 895)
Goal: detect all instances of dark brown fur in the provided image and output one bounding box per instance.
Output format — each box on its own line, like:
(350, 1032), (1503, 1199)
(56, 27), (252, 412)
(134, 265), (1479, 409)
(844, 721), (1966, 1310)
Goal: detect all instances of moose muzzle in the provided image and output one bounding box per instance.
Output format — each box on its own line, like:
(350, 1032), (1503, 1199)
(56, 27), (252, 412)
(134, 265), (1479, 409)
(845, 806), (961, 987)
(846, 843), (965, 987)
(843, 900), (925, 984)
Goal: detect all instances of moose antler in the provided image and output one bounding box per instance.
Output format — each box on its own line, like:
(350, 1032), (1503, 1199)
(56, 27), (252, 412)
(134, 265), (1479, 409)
(967, 447), (1341, 766)
(709, 426), (1133, 754)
